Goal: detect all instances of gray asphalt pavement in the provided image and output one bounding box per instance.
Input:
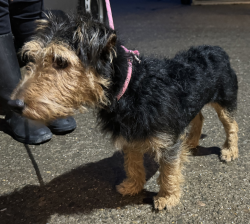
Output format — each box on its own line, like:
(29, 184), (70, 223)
(1, 0), (250, 223)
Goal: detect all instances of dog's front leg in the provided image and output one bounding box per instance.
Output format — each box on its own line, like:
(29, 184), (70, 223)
(154, 142), (184, 211)
(116, 145), (146, 196)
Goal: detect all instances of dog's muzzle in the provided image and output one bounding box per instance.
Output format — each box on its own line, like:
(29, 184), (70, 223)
(8, 99), (25, 114)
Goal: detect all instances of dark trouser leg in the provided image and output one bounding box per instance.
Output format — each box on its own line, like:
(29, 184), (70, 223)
(9, 0), (44, 51)
(0, 0), (11, 35)
(0, 0), (22, 108)
(0, 1), (52, 144)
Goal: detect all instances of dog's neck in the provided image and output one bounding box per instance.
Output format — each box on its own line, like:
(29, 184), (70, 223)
(116, 46), (140, 101)
(105, 43), (131, 108)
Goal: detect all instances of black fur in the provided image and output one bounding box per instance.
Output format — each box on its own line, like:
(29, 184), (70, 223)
(27, 11), (238, 143)
(99, 45), (238, 141)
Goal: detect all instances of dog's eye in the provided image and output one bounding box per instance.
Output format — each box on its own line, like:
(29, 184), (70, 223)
(53, 57), (68, 69)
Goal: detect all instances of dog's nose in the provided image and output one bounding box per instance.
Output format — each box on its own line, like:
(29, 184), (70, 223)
(8, 99), (25, 114)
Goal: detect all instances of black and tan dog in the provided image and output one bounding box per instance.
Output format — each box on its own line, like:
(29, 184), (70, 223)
(9, 11), (239, 210)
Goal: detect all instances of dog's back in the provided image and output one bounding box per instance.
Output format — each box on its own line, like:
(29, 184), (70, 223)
(99, 45), (238, 142)
(167, 45), (238, 120)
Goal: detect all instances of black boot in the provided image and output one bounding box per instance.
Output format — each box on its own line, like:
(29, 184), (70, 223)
(48, 117), (77, 134)
(0, 32), (52, 144)
(5, 112), (52, 144)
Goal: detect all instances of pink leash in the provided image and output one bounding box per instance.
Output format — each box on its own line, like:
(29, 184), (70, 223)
(105, 0), (114, 30)
(104, 0), (140, 101)
(116, 46), (141, 101)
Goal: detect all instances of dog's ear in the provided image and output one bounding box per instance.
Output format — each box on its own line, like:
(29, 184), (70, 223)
(101, 33), (117, 62)
(74, 14), (117, 64)
(76, 30), (117, 64)
(103, 33), (117, 54)
(35, 19), (50, 32)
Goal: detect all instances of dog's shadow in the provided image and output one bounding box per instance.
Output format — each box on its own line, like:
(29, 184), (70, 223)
(0, 118), (7, 132)
(191, 146), (221, 157)
(191, 134), (221, 157)
(0, 132), (222, 224)
(0, 149), (158, 224)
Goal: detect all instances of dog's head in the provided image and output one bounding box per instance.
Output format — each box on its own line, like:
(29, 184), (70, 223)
(10, 11), (117, 122)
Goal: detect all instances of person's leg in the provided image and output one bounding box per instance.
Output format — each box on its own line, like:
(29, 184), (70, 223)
(0, 0), (52, 144)
(0, 0), (11, 35)
(9, 0), (44, 51)
(9, 0), (76, 134)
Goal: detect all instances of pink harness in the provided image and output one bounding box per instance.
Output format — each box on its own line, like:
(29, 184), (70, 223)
(104, 0), (140, 101)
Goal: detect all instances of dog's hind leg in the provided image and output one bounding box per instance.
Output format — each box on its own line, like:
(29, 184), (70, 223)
(211, 103), (239, 162)
(185, 112), (204, 149)
(116, 143), (146, 196)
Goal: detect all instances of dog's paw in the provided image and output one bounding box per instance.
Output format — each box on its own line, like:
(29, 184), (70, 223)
(116, 178), (144, 196)
(153, 195), (180, 211)
(153, 196), (168, 211)
(221, 147), (238, 162)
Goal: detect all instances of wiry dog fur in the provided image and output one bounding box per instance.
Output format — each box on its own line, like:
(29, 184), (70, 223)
(11, 11), (239, 210)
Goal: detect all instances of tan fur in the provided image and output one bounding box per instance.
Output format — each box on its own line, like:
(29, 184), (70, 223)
(115, 137), (149, 196)
(116, 146), (146, 196)
(211, 103), (239, 161)
(153, 142), (188, 210)
(35, 19), (49, 31)
(115, 135), (188, 210)
(74, 25), (85, 44)
(115, 134), (176, 196)
(115, 102), (239, 210)
(114, 134), (175, 163)
(12, 41), (110, 123)
(154, 159), (182, 210)
(185, 112), (204, 149)
(105, 34), (117, 63)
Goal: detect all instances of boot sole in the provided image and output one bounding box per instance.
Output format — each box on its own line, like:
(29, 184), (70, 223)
(6, 124), (53, 145)
(48, 124), (76, 135)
